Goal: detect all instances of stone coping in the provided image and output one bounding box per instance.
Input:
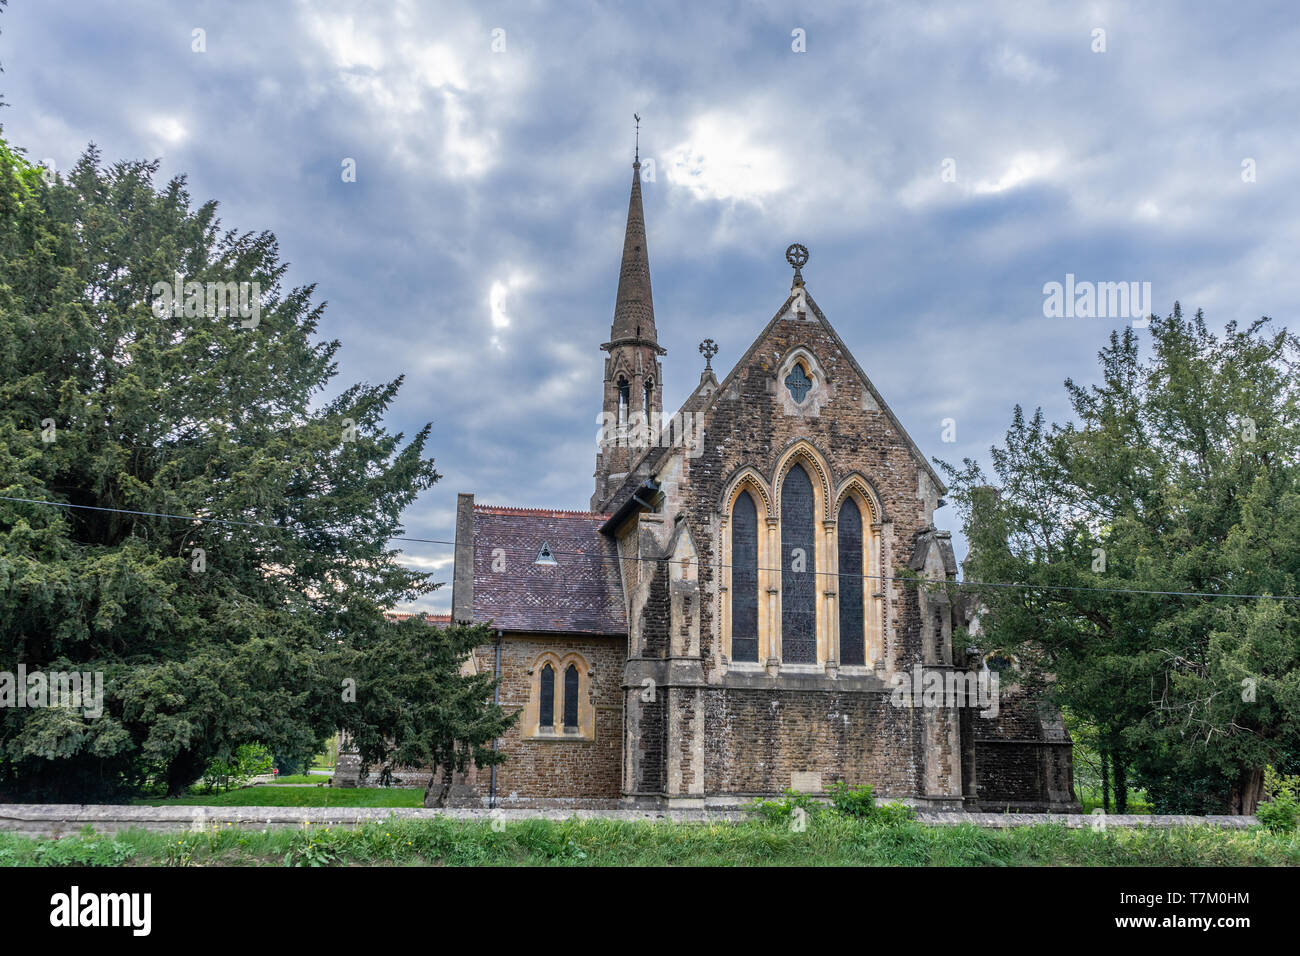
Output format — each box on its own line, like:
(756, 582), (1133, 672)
(0, 804), (1259, 838)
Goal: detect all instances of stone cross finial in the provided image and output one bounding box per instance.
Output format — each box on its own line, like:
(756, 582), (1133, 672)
(786, 242), (809, 287)
(698, 338), (718, 370)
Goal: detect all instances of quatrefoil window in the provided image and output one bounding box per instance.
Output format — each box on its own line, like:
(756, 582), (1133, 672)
(784, 364), (812, 403)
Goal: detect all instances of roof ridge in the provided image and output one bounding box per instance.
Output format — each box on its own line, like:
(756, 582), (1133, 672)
(475, 504), (611, 518)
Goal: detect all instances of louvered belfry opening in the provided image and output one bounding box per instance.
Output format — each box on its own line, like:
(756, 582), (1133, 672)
(730, 489), (760, 662)
(617, 378), (630, 427)
(780, 464), (817, 664)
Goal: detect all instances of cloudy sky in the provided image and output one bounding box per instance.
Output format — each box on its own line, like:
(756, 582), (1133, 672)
(3, 1), (1297, 611)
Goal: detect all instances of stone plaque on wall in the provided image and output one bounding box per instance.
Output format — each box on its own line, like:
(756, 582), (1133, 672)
(790, 771), (823, 793)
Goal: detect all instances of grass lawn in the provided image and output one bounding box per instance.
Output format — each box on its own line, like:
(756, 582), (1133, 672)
(132, 787), (422, 808)
(2, 815), (1296, 867)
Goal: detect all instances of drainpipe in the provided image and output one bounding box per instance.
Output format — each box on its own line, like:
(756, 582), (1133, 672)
(489, 629), (502, 808)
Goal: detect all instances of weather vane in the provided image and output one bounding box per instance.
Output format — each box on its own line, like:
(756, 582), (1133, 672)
(634, 113), (641, 163)
(785, 243), (809, 286)
(699, 338), (718, 370)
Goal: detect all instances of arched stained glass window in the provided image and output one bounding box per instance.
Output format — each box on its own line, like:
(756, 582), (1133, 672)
(563, 664), (579, 729)
(731, 490), (759, 662)
(539, 664), (555, 729)
(781, 463), (817, 663)
(838, 497), (865, 666)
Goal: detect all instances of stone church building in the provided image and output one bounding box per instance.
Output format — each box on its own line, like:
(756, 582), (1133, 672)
(344, 153), (1076, 812)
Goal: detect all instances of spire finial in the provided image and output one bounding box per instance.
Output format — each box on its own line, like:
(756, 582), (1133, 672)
(634, 113), (641, 164)
(786, 243), (809, 287)
(698, 338), (718, 370)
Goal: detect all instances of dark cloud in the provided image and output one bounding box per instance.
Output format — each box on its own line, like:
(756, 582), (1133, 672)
(4, 0), (1297, 610)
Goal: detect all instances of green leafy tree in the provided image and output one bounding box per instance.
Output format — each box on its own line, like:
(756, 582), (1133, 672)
(940, 306), (1300, 813)
(201, 741), (273, 793)
(0, 133), (439, 799)
(345, 621), (516, 807)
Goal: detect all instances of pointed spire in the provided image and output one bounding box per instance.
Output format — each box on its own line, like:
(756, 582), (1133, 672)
(594, 131), (666, 510)
(609, 153), (657, 344)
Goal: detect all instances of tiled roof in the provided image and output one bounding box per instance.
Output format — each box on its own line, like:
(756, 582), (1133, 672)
(385, 612), (451, 625)
(472, 506), (626, 636)
(475, 505), (606, 518)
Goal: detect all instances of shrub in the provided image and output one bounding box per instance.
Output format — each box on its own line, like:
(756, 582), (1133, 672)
(32, 836), (136, 867)
(745, 788), (824, 825)
(1257, 767), (1300, 833)
(283, 837), (338, 867)
(827, 781), (876, 817)
(824, 782), (916, 825)
(201, 743), (274, 792)
(748, 785), (918, 827)
(874, 801), (918, 825)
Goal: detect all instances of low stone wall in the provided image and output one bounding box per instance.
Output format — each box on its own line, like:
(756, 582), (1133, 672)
(914, 811), (1258, 830)
(0, 804), (1258, 838)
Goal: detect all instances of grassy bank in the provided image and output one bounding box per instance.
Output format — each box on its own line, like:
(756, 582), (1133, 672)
(1, 816), (1296, 867)
(132, 787), (421, 808)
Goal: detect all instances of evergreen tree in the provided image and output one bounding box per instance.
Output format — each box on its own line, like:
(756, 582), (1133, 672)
(941, 307), (1300, 813)
(0, 135), (440, 799)
(345, 621), (516, 808)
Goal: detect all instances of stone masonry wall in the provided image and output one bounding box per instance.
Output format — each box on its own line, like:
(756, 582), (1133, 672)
(972, 680), (1076, 810)
(467, 634), (624, 806)
(702, 686), (925, 799)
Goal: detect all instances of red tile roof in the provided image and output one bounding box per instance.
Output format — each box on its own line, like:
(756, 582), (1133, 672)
(475, 505), (612, 518)
(384, 611), (452, 624)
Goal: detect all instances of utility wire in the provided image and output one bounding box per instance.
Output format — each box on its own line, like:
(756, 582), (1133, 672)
(2, 494), (1298, 602)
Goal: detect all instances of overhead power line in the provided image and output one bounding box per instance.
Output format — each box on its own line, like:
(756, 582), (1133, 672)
(1, 494), (1298, 602)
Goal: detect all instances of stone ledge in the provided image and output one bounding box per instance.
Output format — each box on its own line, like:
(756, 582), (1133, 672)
(0, 804), (1259, 837)
(913, 811), (1259, 830)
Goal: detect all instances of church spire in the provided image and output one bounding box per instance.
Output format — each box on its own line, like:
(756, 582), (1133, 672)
(593, 123), (666, 510)
(609, 156), (658, 344)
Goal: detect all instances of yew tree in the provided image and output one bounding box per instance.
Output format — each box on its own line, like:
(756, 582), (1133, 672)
(940, 306), (1300, 813)
(0, 134), (440, 799)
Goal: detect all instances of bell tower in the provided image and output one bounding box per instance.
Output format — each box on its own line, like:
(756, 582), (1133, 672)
(593, 124), (665, 510)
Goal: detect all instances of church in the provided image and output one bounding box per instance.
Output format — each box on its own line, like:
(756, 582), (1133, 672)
(389, 150), (1076, 811)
